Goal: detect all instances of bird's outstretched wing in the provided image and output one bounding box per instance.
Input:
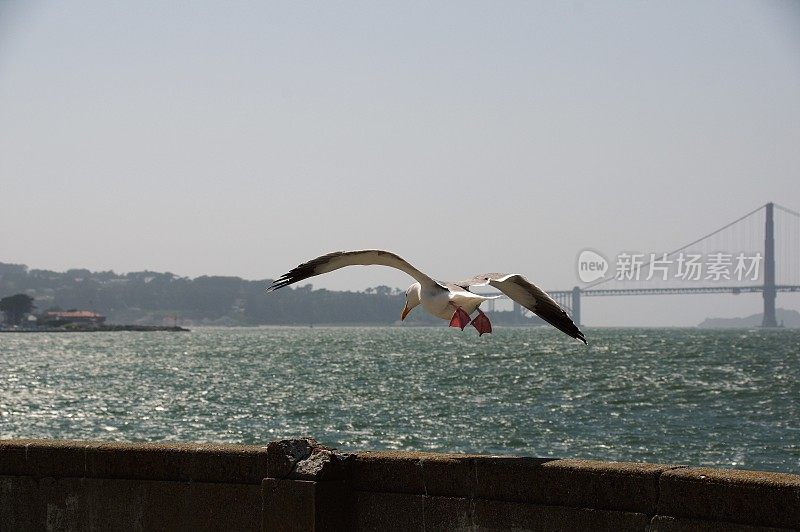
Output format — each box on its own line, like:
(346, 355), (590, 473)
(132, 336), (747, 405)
(267, 250), (444, 292)
(457, 273), (586, 344)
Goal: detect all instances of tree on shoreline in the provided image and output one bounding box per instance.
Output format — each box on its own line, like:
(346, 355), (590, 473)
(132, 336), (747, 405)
(0, 293), (35, 326)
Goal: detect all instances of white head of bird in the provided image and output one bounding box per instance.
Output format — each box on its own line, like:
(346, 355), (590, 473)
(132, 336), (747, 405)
(401, 282), (422, 320)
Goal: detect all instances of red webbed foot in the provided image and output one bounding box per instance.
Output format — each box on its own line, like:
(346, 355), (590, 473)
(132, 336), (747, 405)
(449, 307), (471, 330)
(471, 310), (492, 336)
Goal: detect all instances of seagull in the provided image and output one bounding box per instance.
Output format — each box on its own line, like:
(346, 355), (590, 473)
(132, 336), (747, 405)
(267, 250), (586, 344)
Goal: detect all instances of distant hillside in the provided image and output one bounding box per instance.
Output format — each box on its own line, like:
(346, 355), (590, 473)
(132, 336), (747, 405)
(698, 308), (800, 328)
(0, 262), (545, 327)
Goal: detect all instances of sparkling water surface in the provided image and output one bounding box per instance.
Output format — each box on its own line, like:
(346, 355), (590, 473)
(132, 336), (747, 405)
(1, 327), (798, 473)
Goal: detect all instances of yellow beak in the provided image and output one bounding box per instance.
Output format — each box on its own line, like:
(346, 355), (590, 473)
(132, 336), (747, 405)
(401, 304), (411, 321)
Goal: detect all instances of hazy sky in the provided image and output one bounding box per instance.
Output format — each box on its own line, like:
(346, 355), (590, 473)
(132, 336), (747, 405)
(1, 1), (799, 326)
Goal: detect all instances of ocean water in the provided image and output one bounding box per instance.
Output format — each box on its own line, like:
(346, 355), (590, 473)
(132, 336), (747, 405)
(1, 327), (798, 473)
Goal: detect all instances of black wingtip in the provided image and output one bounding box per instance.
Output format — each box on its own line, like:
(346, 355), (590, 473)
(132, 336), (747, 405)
(266, 278), (289, 292)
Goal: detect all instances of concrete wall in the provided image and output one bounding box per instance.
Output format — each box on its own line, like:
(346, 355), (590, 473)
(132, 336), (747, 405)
(1, 438), (798, 531)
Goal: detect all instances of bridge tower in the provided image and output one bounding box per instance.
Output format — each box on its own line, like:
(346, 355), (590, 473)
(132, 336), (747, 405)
(762, 202), (777, 327)
(571, 286), (581, 326)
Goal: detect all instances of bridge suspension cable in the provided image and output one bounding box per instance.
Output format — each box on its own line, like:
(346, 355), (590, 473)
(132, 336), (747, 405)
(774, 203), (800, 218)
(585, 203), (767, 289)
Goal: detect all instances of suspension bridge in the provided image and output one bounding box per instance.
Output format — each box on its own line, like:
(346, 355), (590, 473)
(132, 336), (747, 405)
(484, 202), (800, 326)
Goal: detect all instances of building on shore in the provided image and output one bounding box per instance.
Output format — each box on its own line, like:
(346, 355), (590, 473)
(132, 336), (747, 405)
(41, 310), (106, 327)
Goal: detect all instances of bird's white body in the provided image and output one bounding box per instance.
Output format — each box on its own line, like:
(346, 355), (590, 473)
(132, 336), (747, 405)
(417, 283), (491, 320)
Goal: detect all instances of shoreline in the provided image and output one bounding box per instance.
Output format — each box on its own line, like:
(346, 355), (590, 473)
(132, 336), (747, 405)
(0, 325), (189, 333)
